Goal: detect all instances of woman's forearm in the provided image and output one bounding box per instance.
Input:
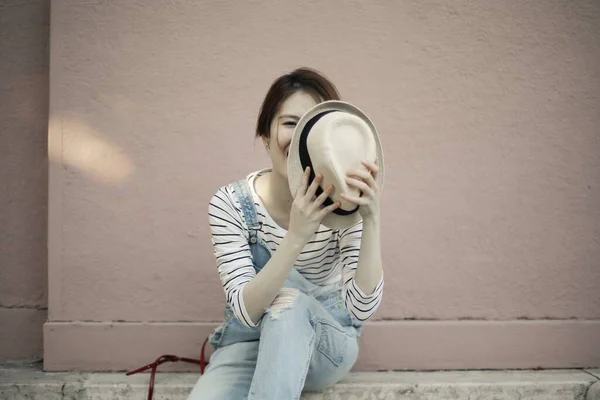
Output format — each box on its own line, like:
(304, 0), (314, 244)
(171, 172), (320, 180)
(353, 216), (383, 294)
(242, 232), (306, 325)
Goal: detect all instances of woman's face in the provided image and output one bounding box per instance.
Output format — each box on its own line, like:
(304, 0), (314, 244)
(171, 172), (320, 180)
(267, 90), (319, 180)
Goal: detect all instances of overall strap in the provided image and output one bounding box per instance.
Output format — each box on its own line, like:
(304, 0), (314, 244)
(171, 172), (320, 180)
(231, 178), (261, 244)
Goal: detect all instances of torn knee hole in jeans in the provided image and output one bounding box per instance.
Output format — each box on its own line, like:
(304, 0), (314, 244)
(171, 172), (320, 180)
(266, 288), (299, 319)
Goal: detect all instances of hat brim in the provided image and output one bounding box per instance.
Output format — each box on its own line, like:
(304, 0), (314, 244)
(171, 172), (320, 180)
(287, 100), (385, 230)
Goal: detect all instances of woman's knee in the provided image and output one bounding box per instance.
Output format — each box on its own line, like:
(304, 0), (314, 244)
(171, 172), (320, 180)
(262, 288), (315, 323)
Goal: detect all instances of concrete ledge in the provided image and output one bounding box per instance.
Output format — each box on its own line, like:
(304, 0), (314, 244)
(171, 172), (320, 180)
(1, 363), (598, 399)
(588, 382), (600, 400)
(43, 320), (600, 371)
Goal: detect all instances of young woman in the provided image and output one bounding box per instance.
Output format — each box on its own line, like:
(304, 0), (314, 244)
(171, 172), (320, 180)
(187, 67), (384, 400)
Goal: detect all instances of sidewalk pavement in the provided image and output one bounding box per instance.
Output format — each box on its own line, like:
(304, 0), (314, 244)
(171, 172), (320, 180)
(1, 361), (598, 399)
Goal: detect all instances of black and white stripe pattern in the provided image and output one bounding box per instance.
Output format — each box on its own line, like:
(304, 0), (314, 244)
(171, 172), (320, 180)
(208, 169), (384, 327)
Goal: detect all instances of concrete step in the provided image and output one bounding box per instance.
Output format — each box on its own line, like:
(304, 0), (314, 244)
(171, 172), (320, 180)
(1, 362), (599, 399)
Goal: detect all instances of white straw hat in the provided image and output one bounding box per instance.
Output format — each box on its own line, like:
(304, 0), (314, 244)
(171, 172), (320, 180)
(287, 101), (384, 229)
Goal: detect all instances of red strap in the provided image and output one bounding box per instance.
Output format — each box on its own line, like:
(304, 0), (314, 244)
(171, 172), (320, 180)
(200, 336), (209, 374)
(126, 337), (210, 400)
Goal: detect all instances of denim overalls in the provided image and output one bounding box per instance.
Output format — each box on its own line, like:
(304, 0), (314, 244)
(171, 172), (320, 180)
(187, 179), (362, 400)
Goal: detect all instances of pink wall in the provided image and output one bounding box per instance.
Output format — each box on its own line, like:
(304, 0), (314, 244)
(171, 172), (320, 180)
(42, 0), (600, 370)
(0, 0), (49, 362)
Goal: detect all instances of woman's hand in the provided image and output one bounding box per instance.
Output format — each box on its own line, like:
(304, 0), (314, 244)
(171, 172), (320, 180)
(340, 158), (381, 221)
(288, 167), (340, 244)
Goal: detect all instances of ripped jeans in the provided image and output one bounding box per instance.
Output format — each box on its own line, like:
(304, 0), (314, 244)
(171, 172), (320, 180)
(187, 236), (361, 400)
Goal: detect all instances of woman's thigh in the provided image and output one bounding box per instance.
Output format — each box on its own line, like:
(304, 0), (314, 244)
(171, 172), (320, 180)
(187, 341), (258, 400)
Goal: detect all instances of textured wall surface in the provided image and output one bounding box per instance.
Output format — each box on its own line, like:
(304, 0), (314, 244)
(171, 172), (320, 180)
(44, 0), (600, 370)
(0, 0), (49, 361)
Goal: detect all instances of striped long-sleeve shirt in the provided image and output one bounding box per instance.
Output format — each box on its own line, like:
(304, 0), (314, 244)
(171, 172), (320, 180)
(208, 169), (384, 327)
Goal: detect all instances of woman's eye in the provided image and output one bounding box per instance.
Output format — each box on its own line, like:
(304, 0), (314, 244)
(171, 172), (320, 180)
(283, 121), (297, 127)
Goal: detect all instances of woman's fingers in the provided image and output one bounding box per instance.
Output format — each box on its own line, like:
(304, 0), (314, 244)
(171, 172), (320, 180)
(362, 159), (379, 180)
(340, 192), (368, 206)
(296, 166), (311, 198)
(345, 176), (374, 198)
(317, 200), (340, 219)
(348, 168), (377, 188)
(305, 172), (322, 200)
(312, 184), (334, 210)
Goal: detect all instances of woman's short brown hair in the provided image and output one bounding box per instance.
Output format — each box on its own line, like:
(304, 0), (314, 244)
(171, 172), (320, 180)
(256, 67), (341, 140)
